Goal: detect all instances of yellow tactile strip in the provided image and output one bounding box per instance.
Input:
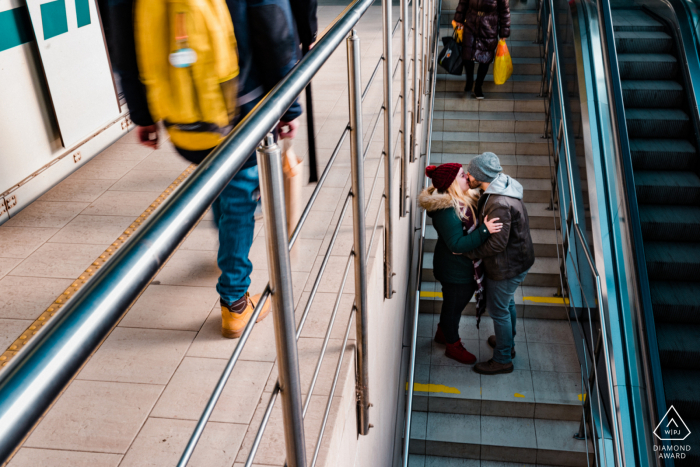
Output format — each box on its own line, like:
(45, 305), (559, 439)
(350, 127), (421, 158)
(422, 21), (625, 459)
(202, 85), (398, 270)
(0, 164), (197, 369)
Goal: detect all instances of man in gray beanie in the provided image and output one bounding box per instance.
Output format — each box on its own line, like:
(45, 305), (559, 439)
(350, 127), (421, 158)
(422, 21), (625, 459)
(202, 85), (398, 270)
(464, 152), (535, 375)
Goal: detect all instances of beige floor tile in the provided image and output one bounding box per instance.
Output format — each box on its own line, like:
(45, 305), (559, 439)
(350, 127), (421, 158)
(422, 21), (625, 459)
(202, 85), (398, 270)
(110, 170), (185, 193)
(304, 255), (355, 294)
(24, 379), (163, 453)
(40, 177), (113, 203)
(180, 220), (219, 251)
(119, 284), (218, 331)
(83, 191), (163, 217)
(48, 214), (134, 245)
(70, 159), (142, 180)
(0, 276), (72, 320)
(155, 249), (220, 287)
(7, 448), (122, 467)
(120, 418), (246, 467)
(9, 242), (106, 279)
(3, 201), (88, 229)
(0, 258), (21, 278)
(0, 318), (32, 351)
(95, 142), (155, 161)
(134, 150), (193, 172)
(187, 302), (277, 363)
(0, 227), (58, 258)
(151, 357), (272, 424)
(296, 291), (356, 340)
(77, 327), (195, 384)
(296, 210), (332, 239)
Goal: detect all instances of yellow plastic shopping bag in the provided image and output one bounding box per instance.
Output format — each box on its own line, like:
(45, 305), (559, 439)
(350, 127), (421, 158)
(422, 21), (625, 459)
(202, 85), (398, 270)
(493, 39), (513, 85)
(451, 20), (463, 43)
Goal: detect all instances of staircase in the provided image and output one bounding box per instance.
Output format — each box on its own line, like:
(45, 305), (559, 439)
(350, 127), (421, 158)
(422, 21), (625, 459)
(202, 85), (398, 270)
(613, 7), (700, 464)
(407, 1), (593, 465)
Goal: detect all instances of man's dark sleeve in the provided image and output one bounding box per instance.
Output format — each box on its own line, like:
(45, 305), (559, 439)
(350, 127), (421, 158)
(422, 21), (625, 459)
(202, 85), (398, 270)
(108, 0), (155, 126)
(290, 0), (318, 47)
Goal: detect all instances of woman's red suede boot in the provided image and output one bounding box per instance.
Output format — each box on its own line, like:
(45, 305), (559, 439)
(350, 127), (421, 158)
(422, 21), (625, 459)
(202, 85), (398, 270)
(445, 340), (477, 365)
(434, 323), (446, 345)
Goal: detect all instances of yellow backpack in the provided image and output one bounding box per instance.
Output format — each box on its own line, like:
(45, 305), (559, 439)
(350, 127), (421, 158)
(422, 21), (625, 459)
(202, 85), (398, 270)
(134, 0), (239, 152)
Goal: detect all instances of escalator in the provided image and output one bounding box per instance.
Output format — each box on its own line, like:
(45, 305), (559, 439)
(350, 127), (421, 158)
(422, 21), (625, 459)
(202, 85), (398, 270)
(612, 4), (700, 463)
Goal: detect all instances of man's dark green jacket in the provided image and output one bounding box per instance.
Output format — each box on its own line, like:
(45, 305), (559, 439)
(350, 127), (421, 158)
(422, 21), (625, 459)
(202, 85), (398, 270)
(418, 187), (490, 284)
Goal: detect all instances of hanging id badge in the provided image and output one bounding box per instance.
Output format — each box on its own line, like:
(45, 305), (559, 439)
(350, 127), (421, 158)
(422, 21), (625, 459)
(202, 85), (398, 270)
(169, 13), (197, 68)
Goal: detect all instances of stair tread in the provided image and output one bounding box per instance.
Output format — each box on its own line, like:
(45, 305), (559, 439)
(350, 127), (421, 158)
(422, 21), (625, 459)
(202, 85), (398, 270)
(622, 80), (684, 90)
(439, 74), (541, 82)
(612, 9), (664, 27)
(657, 323), (700, 359)
(630, 138), (696, 153)
(663, 368), (700, 405)
(437, 111), (546, 121)
(634, 170), (700, 187)
(433, 131), (548, 143)
(423, 254), (559, 274)
(437, 91), (543, 100)
(644, 242), (700, 263)
(615, 30), (671, 39)
(640, 205), (700, 225)
(650, 281), (700, 307)
(626, 108), (689, 120)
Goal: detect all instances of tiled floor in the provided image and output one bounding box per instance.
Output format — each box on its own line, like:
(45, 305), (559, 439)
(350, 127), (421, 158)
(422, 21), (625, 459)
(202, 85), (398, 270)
(1, 3), (409, 466)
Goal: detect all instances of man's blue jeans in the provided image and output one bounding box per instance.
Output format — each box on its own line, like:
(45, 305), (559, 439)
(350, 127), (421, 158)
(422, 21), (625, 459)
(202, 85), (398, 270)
(486, 269), (530, 364)
(212, 164), (259, 305)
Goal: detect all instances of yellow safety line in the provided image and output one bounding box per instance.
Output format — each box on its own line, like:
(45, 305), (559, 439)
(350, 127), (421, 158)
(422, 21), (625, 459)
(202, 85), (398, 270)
(0, 164), (197, 369)
(405, 382), (461, 394)
(420, 291), (569, 305)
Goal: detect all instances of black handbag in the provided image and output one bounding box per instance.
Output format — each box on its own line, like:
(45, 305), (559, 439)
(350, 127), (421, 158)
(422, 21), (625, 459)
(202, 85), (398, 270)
(438, 33), (463, 75)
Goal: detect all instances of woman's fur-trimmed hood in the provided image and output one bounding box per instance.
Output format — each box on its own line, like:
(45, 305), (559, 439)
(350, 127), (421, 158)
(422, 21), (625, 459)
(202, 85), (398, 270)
(418, 186), (454, 212)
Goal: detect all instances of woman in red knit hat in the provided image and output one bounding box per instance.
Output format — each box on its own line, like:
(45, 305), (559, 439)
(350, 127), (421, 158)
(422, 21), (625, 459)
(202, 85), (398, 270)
(418, 163), (502, 364)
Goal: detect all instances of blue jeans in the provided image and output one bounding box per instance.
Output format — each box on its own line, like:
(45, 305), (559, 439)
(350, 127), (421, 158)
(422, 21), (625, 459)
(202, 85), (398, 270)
(486, 269), (529, 364)
(212, 164), (259, 304)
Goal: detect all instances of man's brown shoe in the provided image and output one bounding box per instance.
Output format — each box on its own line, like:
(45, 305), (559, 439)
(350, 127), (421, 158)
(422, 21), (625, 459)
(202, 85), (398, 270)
(487, 335), (516, 358)
(473, 358), (514, 375)
(221, 292), (271, 339)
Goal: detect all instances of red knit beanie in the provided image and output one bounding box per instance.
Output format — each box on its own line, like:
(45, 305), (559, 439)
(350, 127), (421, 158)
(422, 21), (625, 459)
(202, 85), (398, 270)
(425, 163), (462, 192)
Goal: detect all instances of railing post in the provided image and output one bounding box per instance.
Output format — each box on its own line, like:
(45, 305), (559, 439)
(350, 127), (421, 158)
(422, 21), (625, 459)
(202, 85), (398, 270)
(383, 0), (395, 298)
(411, 0), (419, 162)
(347, 29), (371, 436)
(400, 0), (410, 217)
(256, 135), (307, 467)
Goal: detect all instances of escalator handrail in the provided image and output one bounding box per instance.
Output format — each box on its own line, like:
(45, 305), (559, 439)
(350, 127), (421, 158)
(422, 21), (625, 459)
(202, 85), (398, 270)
(543, 0), (624, 463)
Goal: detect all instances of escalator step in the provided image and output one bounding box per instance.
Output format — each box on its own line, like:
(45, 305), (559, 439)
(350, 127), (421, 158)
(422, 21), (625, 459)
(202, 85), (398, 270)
(615, 31), (672, 54)
(618, 54), (678, 80)
(634, 171), (700, 205)
(663, 369), (700, 418)
(651, 282), (700, 324)
(626, 109), (690, 138)
(657, 324), (700, 370)
(645, 242), (700, 281)
(630, 139), (696, 170)
(640, 205), (700, 242)
(612, 10), (665, 32)
(622, 80), (685, 109)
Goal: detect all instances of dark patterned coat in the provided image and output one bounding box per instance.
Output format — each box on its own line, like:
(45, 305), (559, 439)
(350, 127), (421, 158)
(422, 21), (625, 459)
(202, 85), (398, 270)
(454, 0), (511, 64)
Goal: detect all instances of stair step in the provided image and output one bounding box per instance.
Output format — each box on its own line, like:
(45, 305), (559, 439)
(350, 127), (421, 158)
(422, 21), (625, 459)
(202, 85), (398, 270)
(437, 54), (543, 76)
(650, 281), (700, 324)
(409, 412), (592, 465)
(439, 73), (542, 93)
(615, 31), (673, 54)
(440, 10), (538, 25)
(432, 129), (551, 156)
(612, 9), (666, 32)
(639, 205), (700, 241)
(657, 324), (700, 370)
(428, 154), (559, 180)
(663, 369), (700, 418)
(435, 110), (545, 134)
(645, 242), (700, 281)
(421, 255), (560, 287)
(425, 224), (557, 255)
(630, 139), (697, 171)
(618, 53), (678, 80)
(625, 108), (691, 138)
(622, 80), (685, 109)
(634, 170), (700, 205)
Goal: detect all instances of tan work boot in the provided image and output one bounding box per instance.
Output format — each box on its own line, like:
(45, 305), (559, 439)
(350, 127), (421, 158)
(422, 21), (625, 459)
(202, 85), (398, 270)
(221, 292), (271, 339)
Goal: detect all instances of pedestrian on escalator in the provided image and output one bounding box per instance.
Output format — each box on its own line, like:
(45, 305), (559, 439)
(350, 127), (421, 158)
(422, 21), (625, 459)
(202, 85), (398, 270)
(418, 163), (503, 365)
(109, 0), (303, 339)
(452, 0), (511, 99)
(464, 152), (535, 375)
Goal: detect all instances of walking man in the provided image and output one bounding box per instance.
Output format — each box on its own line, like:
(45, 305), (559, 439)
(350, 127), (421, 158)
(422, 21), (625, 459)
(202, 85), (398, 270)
(464, 152), (535, 375)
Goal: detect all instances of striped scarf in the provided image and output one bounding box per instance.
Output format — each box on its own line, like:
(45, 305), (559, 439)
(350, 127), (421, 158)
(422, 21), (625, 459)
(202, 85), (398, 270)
(458, 202), (486, 328)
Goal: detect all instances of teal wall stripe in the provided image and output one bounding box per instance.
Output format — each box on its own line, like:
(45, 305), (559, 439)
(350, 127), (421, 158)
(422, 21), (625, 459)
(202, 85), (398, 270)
(40, 0), (69, 40)
(75, 0), (90, 28)
(0, 7), (34, 52)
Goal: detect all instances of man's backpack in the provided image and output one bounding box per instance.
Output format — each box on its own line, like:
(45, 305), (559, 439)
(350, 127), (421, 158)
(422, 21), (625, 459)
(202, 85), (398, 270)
(134, 0), (239, 152)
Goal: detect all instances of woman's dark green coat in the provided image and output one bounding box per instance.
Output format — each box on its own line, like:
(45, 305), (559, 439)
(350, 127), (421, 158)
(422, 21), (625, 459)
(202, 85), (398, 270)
(418, 187), (489, 284)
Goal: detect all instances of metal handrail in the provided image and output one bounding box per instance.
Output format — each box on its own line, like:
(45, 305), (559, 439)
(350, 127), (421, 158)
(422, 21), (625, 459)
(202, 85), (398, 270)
(401, 0), (441, 463)
(540, 0), (623, 464)
(0, 0), (381, 463)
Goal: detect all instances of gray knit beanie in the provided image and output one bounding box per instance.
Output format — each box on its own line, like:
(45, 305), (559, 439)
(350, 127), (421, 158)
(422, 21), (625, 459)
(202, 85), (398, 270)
(466, 152), (502, 183)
